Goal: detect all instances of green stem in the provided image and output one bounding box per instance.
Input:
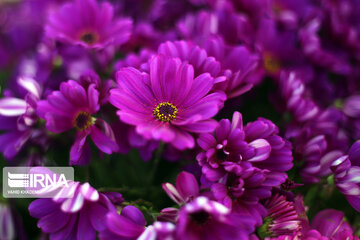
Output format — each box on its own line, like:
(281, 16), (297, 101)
(149, 141), (165, 184)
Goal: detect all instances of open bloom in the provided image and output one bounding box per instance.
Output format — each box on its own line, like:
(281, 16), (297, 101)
(45, 0), (132, 49)
(29, 182), (116, 240)
(110, 54), (226, 150)
(37, 80), (118, 165)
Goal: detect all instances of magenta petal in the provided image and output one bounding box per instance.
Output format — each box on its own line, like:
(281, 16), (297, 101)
(87, 84), (100, 113)
(0, 97), (27, 116)
(162, 183), (184, 205)
(176, 171), (199, 200)
(197, 133), (217, 150)
(90, 125), (119, 154)
(171, 128), (195, 150)
(70, 131), (90, 165)
(106, 212), (145, 238)
(28, 199), (58, 218)
(116, 68), (154, 104)
(247, 139), (271, 162)
(151, 124), (176, 142)
(121, 206), (146, 226)
(37, 209), (70, 233)
(77, 208), (96, 240)
(180, 73), (214, 108)
(311, 209), (344, 237)
(50, 214), (77, 240)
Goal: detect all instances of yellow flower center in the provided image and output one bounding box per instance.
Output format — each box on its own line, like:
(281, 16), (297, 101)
(80, 31), (99, 45)
(263, 52), (281, 74)
(153, 102), (178, 122)
(73, 111), (94, 130)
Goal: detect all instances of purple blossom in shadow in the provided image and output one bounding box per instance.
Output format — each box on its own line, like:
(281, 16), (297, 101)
(37, 80), (119, 165)
(196, 111), (292, 224)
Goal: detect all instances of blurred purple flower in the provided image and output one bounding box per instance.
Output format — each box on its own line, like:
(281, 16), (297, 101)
(45, 0), (132, 49)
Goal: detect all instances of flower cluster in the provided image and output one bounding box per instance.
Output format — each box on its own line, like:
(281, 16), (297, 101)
(0, 0), (359, 239)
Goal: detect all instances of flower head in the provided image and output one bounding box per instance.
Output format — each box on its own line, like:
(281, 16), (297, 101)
(110, 54), (226, 150)
(46, 0), (132, 49)
(37, 80), (118, 165)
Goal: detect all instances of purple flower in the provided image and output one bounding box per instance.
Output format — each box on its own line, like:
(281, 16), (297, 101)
(109, 54), (226, 150)
(175, 196), (255, 240)
(196, 111), (292, 221)
(37, 80), (119, 165)
(0, 77), (42, 160)
(162, 171), (200, 205)
(29, 182), (116, 240)
(99, 205), (146, 240)
(45, 0), (132, 49)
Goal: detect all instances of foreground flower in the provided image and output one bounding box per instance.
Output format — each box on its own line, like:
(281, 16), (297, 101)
(29, 182), (115, 240)
(45, 0), (132, 49)
(110, 54), (226, 150)
(37, 80), (119, 165)
(176, 196), (255, 240)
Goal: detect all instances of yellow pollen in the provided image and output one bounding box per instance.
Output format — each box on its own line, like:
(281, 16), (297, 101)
(263, 52), (281, 74)
(153, 102), (178, 122)
(80, 31), (99, 45)
(73, 111), (94, 131)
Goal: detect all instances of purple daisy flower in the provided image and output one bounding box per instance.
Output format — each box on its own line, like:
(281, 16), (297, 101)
(37, 80), (119, 165)
(29, 182), (116, 240)
(197, 111), (292, 225)
(175, 196), (255, 240)
(99, 205), (146, 240)
(45, 0), (132, 49)
(109, 54), (226, 150)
